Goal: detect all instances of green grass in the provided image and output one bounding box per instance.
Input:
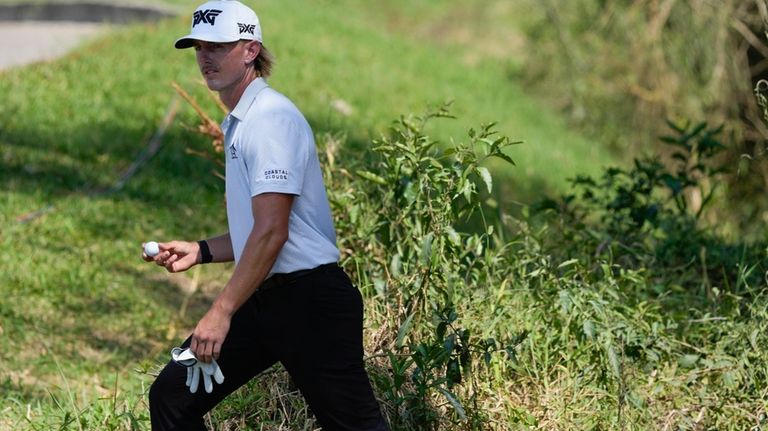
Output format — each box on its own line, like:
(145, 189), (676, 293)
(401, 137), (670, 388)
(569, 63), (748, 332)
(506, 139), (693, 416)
(0, 1), (623, 429)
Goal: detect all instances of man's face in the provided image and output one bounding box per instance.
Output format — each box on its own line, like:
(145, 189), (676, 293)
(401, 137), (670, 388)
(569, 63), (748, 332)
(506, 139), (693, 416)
(193, 40), (253, 92)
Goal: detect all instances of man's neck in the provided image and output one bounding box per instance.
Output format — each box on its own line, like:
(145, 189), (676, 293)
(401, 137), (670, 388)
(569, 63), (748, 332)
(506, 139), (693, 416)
(219, 70), (259, 111)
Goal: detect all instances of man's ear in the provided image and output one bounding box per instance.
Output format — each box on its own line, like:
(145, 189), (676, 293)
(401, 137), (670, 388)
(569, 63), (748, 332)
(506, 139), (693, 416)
(244, 40), (261, 64)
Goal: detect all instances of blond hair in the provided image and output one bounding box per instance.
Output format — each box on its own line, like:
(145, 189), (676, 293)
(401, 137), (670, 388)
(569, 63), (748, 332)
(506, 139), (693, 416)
(254, 44), (274, 78)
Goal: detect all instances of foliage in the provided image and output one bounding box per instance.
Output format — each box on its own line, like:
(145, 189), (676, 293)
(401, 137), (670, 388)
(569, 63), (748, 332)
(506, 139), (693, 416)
(535, 120), (766, 295)
(323, 104), (519, 430)
(319, 108), (768, 429)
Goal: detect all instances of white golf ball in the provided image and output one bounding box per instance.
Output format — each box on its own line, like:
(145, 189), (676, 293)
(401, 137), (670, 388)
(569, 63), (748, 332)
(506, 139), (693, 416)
(144, 241), (160, 257)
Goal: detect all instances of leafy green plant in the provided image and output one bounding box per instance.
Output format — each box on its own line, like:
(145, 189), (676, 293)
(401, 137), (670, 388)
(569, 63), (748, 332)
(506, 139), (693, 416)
(556, 121), (724, 231)
(322, 104), (519, 430)
(535, 120), (765, 294)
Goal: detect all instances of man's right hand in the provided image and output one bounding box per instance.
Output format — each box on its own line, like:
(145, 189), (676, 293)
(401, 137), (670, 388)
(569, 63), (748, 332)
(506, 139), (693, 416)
(142, 241), (200, 273)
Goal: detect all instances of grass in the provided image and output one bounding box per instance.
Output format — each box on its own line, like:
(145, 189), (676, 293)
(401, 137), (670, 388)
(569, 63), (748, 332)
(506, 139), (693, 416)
(0, 0), (660, 430)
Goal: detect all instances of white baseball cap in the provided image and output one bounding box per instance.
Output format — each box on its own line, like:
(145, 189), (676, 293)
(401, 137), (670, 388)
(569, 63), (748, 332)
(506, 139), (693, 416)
(174, 0), (262, 49)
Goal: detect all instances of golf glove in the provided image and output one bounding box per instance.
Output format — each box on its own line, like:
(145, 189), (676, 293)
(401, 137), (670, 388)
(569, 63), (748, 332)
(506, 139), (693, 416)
(170, 347), (225, 394)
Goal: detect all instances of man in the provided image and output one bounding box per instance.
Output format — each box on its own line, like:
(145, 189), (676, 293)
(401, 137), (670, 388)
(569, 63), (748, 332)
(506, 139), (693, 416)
(144, 1), (387, 429)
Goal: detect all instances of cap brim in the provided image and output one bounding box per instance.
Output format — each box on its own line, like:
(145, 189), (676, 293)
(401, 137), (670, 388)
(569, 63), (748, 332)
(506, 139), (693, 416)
(173, 33), (241, 49)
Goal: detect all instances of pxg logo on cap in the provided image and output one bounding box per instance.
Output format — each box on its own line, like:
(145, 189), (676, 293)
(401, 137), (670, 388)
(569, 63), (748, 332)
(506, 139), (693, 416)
(238, 23), (256, 35)
(175, 0), (262, 49)
(193, 9), (222, 26)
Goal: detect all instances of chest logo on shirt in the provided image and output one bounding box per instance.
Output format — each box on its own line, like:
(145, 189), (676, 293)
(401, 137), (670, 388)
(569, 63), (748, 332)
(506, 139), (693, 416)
(229, 144), (238, 159)
(264, 169), (289, 181)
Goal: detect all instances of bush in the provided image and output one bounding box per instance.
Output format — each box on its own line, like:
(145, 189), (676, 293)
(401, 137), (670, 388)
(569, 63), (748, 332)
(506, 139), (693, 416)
(320, 107), (767, 429)
(322, 104), (520, 430)
(534, 120), (767, 298)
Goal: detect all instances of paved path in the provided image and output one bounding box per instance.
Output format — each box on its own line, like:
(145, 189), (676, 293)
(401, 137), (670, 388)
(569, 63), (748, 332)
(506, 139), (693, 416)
(0, 21), (105, 70)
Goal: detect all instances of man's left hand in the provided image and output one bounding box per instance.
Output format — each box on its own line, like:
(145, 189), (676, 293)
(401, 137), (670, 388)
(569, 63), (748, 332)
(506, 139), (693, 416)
(191, 306), (232, 363)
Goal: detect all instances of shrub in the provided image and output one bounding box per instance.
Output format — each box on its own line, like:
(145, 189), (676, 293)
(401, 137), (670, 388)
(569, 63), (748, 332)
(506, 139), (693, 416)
(322, 104), (520, 430)
(534, 120), (767, 298)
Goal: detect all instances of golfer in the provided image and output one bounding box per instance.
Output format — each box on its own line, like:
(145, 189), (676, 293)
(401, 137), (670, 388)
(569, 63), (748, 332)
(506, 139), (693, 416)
(144, 1), (387, 429)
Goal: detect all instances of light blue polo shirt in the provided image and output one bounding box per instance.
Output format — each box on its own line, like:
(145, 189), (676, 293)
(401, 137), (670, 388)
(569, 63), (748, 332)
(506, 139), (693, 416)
(222, 78), (339, 273)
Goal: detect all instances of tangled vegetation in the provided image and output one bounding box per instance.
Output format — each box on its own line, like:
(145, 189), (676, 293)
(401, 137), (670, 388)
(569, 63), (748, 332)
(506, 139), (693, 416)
(329, 109), (767, 430)
(212, 107), (768, 430)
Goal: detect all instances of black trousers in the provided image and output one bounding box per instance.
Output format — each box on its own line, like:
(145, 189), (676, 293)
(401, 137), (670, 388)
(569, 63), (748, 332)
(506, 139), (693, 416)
(149, 264), (388, 431)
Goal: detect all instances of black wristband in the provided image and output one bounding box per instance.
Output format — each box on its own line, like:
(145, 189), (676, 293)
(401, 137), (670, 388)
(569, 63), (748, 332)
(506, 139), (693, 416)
(197, 240), (213, 264)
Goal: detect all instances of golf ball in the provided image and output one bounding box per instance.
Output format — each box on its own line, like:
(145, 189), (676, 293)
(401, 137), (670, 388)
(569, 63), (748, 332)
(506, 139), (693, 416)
(144, 241), (160, 257)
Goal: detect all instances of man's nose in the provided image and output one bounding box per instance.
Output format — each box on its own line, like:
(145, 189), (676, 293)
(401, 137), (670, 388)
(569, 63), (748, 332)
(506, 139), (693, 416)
(197, 49), (211, 61)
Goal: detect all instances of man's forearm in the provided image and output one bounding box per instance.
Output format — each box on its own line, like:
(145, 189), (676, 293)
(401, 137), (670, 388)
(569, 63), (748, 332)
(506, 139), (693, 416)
(210, 194), (293, 316)
(201, 233), (235, 263)
(211, 225), (286, 316)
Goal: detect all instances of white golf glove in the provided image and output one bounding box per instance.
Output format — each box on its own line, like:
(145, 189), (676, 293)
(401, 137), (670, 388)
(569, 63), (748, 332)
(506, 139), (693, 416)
(170, 347), (225, 394)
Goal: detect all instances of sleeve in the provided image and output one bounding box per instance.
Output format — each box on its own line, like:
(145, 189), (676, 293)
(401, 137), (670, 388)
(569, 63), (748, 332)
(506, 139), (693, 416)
(241, 112), (309, 197)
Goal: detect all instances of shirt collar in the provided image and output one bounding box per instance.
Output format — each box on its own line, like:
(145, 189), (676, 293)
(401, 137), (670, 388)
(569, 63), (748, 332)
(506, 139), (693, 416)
(230, 77), (269, 121)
